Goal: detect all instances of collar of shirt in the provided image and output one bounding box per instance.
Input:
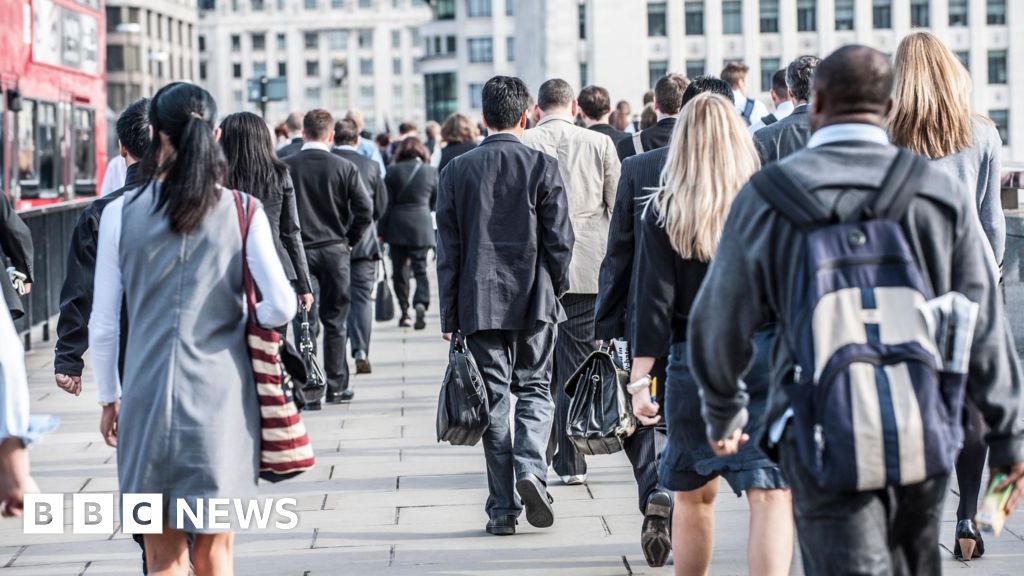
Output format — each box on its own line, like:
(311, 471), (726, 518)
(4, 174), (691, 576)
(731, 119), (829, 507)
(481, 132), (520, 145)
(301, 141), (331, 152)
(333, 145), (358, 153)
(775, 100), (795, 119)
(536, 114), (575, 128)
(807, 123), (890, 149)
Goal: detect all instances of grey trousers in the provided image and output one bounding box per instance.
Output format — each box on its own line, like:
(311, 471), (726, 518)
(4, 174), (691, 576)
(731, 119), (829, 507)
(779, 431), (948, 576)
(466, 322), (557, 520)
(347, 258), (377, 356)
(547, 294), (597, 477)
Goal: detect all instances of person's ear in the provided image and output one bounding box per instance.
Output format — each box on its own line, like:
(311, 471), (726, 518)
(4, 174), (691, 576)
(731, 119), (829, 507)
(118, 141), (128, 159)
(518, 111), (528, 129)
(883, 98), (894, 119)
(571, 100), (578, 118)
(213, 127), (222, 142)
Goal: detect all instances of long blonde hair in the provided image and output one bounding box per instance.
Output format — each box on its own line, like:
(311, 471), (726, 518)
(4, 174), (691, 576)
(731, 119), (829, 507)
(889, 31), (973, 158)
(652, 93), (760, 262)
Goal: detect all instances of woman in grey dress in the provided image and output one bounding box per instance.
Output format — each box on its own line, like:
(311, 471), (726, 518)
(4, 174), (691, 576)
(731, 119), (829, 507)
(90, 83), (296, 575)
(889, 31), (1006, 562)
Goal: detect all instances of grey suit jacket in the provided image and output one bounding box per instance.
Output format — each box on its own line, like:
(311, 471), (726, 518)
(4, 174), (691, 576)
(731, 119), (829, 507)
(753, 104), (811, 166)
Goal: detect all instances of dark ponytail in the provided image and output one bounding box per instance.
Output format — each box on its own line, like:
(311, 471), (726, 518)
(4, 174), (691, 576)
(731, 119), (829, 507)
(141, 82), (226, 234)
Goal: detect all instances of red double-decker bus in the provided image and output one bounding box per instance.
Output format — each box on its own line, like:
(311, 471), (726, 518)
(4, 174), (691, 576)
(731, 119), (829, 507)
(1, 0), (106, 210)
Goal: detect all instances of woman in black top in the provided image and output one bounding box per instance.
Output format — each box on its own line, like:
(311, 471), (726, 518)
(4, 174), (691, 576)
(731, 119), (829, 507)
(629, 94), (792, 576)
(380, 137), (438, 329)
(438, 113), (478, 173)
(219, 112), (312, 314)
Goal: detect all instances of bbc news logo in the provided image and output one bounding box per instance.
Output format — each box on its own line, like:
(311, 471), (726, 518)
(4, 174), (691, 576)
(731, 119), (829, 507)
(23, 494), (299, 534)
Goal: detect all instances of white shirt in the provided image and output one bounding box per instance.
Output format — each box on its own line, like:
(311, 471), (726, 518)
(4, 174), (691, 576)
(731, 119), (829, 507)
(733, 90), (769, 127)
(750, 100), (795, 133)
(301, 141), (332, 152)
(89, 191), (297, 404)
(100, 156), (126, 197)
(0, 308), (29, 441)
(807, 123), (890, 149)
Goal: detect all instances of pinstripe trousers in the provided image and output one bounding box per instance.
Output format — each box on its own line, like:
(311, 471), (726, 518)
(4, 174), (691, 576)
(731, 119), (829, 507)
(547, 294), (598, 476)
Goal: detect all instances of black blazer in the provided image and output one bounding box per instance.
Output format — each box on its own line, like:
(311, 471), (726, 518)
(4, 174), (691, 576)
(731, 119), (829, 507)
(436, 133), (574, 335)
(0, 189), (34, 320)
(753, 104), (812, 166)
(258, 172), (311, 293)
(333, 147), (388, 261)
(277, 137), (304, 159)
(381, 159), (438, 248)
(590, 123), (627, 144)
(53, 163), (142, 376)
(616, 118), (676, 161)
(594, 147), (669, 341)
(283, 148), (373, 249)
(438, 141), (477, 173)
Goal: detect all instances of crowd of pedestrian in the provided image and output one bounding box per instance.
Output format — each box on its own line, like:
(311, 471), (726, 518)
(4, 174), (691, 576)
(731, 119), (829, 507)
(1, 30), (1023, 576)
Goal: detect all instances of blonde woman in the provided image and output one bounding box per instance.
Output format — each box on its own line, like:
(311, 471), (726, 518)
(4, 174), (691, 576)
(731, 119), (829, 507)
(890, 30), (1005, 561)
(628, 93), (793, 576)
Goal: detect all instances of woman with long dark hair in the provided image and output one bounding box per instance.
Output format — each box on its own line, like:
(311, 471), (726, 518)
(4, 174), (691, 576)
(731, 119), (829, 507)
(90, 83), (296, 575)
(380, 137), (438, 329)
(219, 112), (312, 314)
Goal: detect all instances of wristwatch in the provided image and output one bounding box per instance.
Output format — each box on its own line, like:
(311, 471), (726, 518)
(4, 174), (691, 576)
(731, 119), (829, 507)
(626, 375), (651, 395)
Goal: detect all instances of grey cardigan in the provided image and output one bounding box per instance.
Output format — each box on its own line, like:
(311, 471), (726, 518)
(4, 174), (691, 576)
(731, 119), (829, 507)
(930, 118), (1005, 264)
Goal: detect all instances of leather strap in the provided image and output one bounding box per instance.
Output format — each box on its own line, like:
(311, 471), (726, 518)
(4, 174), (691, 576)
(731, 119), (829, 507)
(232, 190), (259, 323)
(632, 131), (644, 155)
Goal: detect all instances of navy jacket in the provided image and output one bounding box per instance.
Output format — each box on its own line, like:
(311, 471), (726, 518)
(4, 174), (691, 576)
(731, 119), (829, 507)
(436, 133), (574, 335)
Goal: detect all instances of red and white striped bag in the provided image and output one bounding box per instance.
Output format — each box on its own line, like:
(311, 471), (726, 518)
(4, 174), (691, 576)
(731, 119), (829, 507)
(233, 190), (315, 482)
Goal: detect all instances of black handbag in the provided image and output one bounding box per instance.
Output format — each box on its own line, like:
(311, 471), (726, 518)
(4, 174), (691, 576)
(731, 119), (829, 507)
(564, 345), (638, 456)
(436, 333), (489, 446)
(298, 307), (326, 404)
(375, 258), (396, 322)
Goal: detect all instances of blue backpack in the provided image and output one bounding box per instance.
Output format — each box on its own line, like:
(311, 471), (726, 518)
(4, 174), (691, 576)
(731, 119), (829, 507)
(751, 150), (965, 492)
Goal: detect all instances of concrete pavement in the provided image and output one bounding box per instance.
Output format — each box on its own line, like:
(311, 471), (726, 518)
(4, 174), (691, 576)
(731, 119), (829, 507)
(3, 304), (1024, 575)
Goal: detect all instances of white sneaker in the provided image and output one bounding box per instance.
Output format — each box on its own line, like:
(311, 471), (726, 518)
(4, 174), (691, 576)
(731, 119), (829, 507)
(559, 475), (587, 486)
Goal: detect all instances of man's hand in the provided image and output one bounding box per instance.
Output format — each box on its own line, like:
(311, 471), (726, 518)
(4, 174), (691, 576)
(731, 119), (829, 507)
(100, 402), (120, 448)
(992, 462), (1024, 517)
(0, 437), (38, 518)
(55, 373), (82, 396)
(442, 332), (453, 342)
(631, 388), (661, 426)
(298, 293), (314, 312)
(709, 428), (749, 457)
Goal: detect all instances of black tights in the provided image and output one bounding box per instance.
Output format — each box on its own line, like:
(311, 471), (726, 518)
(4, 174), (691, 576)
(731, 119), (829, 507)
(955, 402), (988, 521)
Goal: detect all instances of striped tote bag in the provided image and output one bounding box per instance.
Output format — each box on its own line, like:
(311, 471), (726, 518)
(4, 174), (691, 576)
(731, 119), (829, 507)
(233, 190), (316, 482)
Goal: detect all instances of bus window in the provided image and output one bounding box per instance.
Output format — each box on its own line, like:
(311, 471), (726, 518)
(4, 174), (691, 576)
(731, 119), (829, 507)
(37, 102), (57, 194)
(16, 101), (36, 184)
(73, 107), (96, 187)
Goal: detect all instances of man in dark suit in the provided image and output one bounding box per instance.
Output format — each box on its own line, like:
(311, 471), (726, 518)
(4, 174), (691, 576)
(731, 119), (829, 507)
(753, 56), (820, 165)
(617, 74), (688, 161)
(333, 119), (388, 375)
(595, 75), (733, 568)
(436, 76), (574, 537)
(276, 111), (305, 158)
(578, 85), (626, 143)
(285, 109), (373, 403)
(690, 45), (1024, 575)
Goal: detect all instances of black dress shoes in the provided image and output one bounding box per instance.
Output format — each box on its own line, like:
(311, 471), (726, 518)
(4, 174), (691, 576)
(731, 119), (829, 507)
(326, 389), (355, 404)
(515, 475), (554, 528)
(641, 490), (673, 567)
(486, 515), (517, 536)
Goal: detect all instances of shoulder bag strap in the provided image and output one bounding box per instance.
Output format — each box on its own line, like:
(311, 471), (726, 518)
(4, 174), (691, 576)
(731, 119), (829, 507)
(742, 99), (755, 125)
(232, 190), (259, 323)
(750, 164), (832, 230)
(396, 161), (424, 201)
(632, 131), (644, 155)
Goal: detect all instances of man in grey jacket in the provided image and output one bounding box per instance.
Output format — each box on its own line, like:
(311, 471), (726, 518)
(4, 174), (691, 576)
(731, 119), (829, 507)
(752, 55), (819, 165)
(522, 78), (619, 486)
(689, 46), (1024, 575)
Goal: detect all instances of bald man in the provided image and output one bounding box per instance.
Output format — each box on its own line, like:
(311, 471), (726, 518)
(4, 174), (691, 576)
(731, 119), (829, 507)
(689, 45), (1024, 575)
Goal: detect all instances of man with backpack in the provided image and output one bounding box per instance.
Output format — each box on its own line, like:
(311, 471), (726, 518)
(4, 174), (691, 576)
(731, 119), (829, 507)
(688, 45), (1024, 574)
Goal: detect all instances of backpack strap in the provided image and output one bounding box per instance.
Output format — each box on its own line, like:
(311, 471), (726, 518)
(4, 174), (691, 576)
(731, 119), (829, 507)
(863, 149), (929, 222)
(742, 99), (755, 125)
(750, 163), (833, 230)
(632, 131), (644, 155)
